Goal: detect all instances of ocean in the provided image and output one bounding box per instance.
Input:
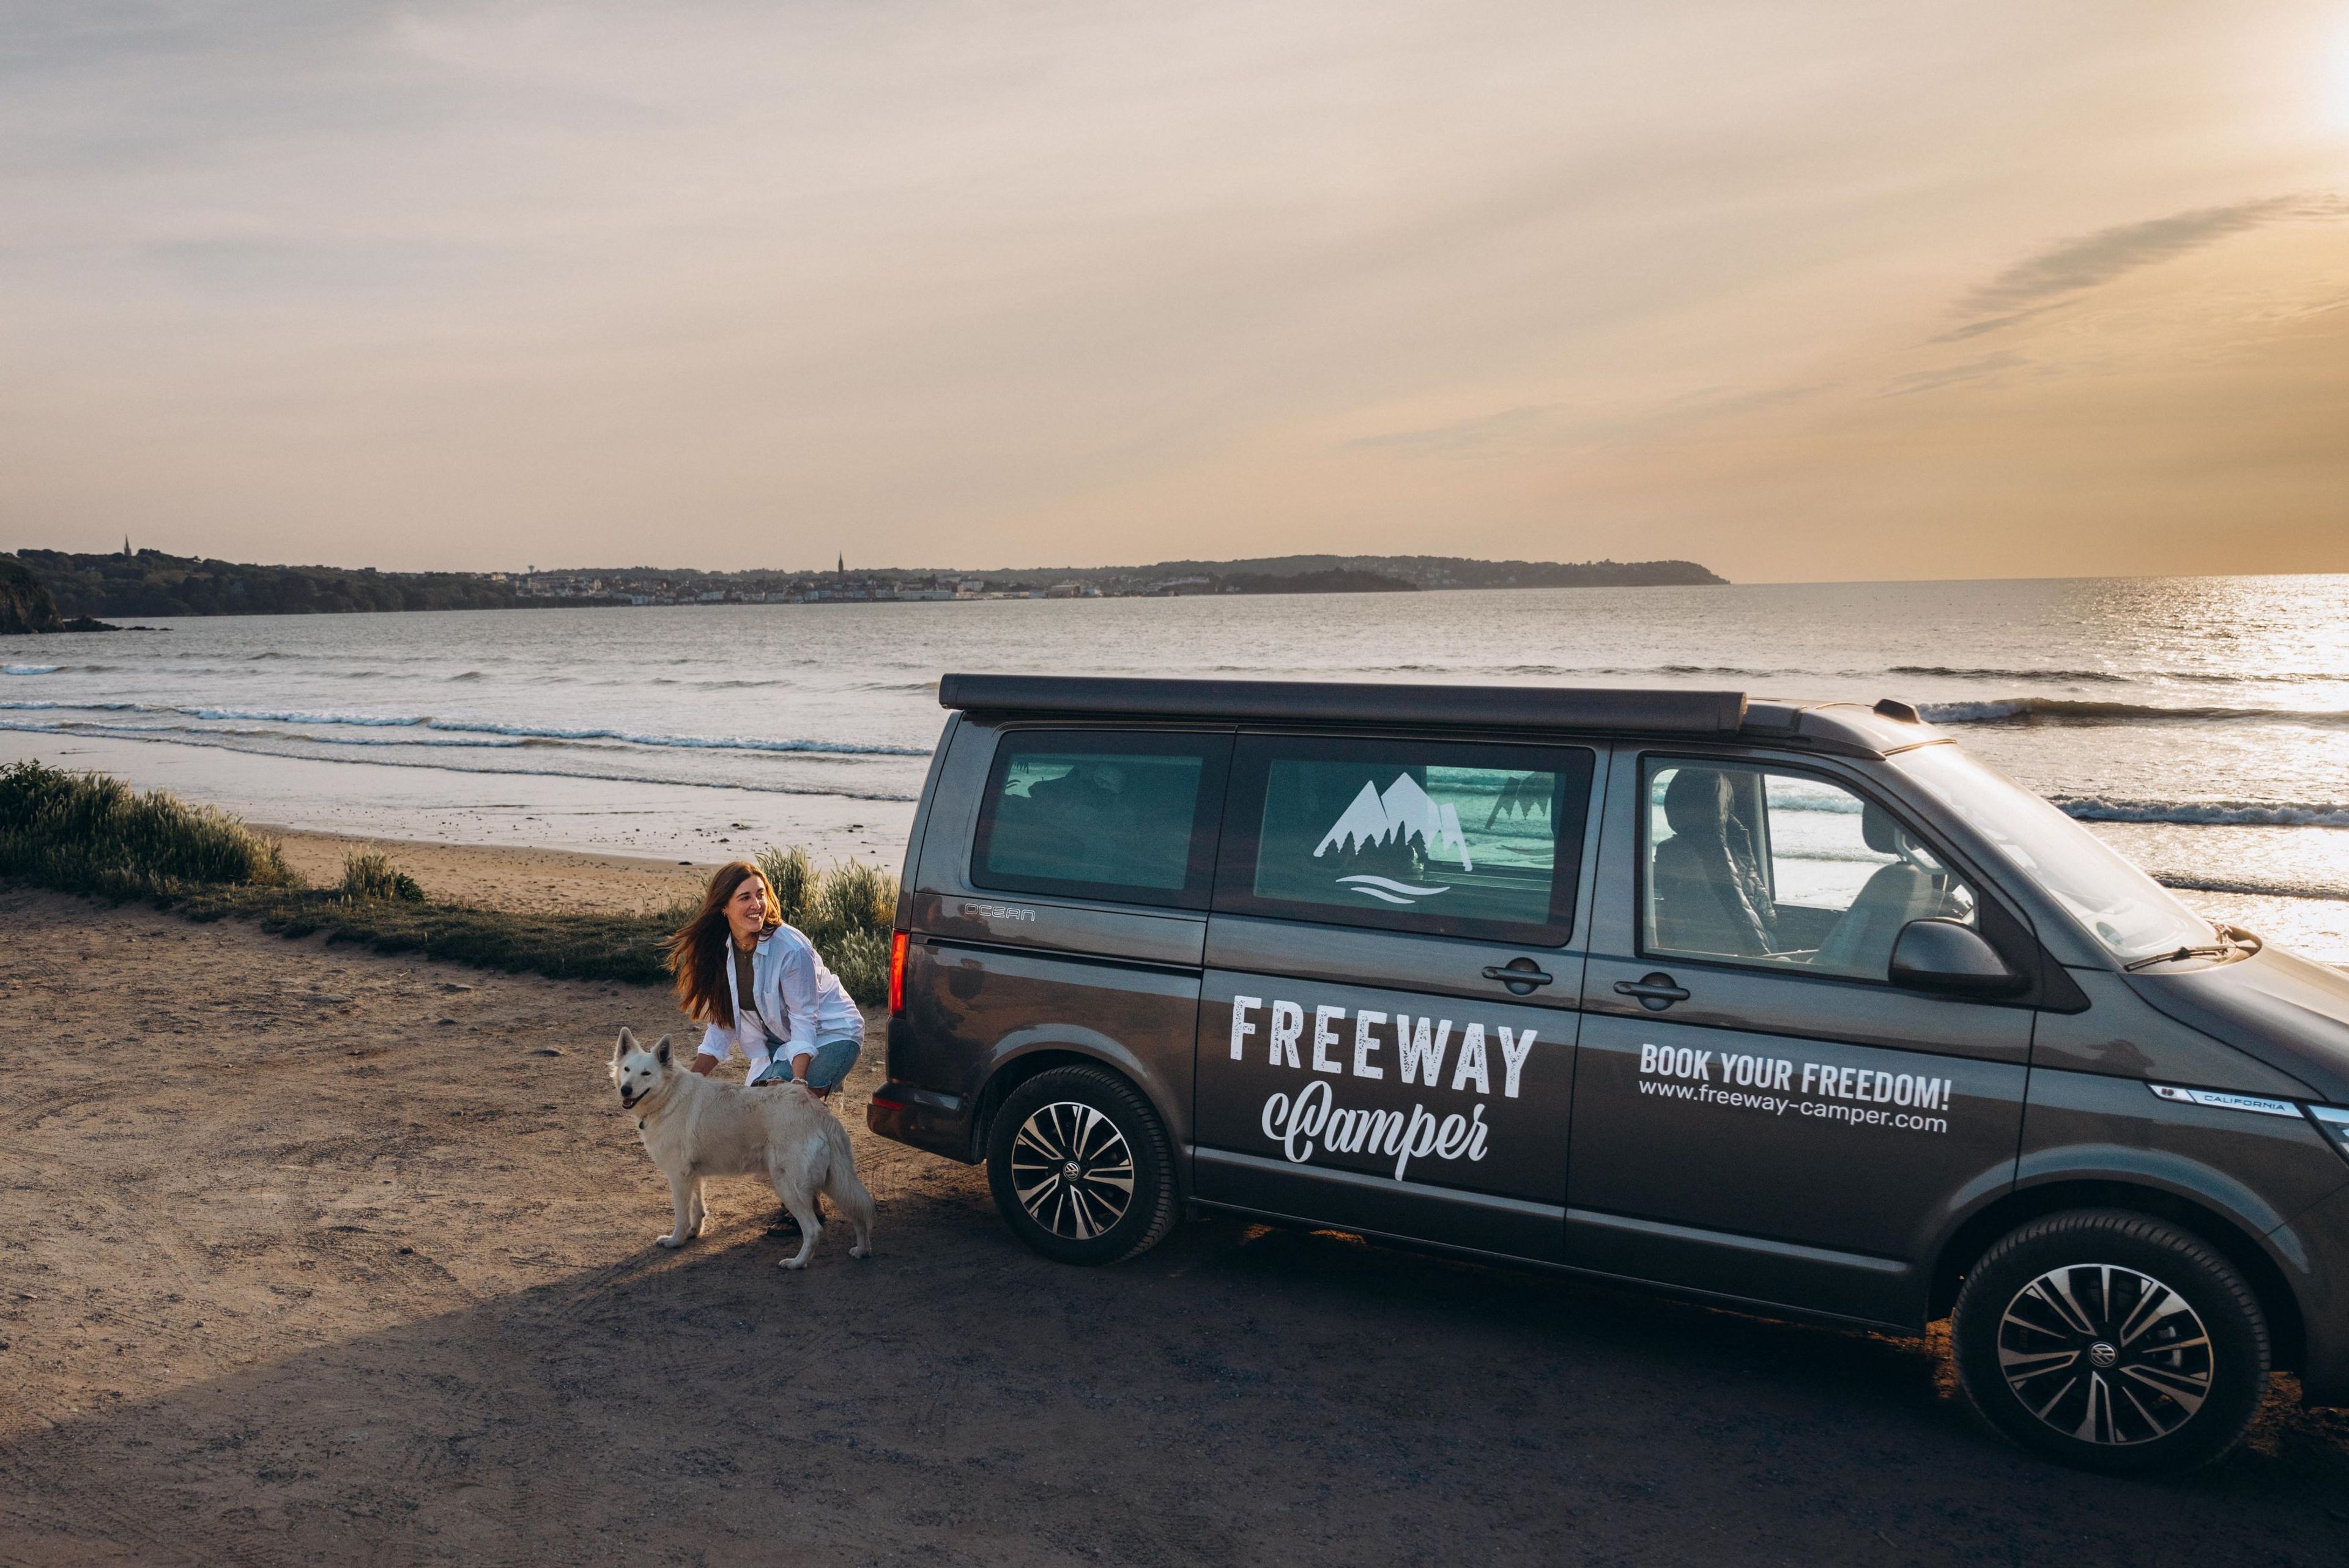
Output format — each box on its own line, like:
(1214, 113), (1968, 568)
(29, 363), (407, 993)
(5, 574), (2347, 958)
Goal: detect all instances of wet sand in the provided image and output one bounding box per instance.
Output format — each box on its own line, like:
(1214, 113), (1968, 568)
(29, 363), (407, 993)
(3, 882), (2346, 1566)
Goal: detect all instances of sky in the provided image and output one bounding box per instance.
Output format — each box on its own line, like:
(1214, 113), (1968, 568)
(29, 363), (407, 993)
(2, 1), (2346, 583)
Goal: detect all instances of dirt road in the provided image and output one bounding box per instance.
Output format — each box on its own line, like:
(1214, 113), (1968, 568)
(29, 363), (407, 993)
(3, 888), (2345, 1566)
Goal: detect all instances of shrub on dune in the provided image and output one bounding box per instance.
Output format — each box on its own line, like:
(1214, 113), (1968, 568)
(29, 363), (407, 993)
(340, 849), (426, 903)
(0, 760), (292, 896)
(803, 859), (896, 948)
(756, 845), (817, 926)
(824, 926), (892, 1007)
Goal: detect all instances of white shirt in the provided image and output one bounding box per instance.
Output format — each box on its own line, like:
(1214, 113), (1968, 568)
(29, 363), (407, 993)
(696, 923), (866, 1085)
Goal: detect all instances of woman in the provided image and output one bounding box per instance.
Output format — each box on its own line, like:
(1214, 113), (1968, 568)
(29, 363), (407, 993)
(666, 860), (864, 1100)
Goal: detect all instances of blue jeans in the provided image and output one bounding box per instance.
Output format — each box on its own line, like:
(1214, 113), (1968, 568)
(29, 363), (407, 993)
(752, 1036), (861, 1091)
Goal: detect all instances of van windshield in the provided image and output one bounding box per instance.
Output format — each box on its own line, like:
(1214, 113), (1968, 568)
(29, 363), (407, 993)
(1894, 745), (2216, 964)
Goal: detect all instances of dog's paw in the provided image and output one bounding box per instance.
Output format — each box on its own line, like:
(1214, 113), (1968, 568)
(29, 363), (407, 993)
(656, 1233), (688, 1249)
(778, 1256), (807, 1270)
(850, 1243), (871, 1259)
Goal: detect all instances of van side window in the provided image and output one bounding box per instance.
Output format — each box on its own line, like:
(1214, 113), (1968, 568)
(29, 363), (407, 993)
(1216, 736), (1594, 943)
(1642, 759), (1978, 979)
(971, 731), (1230, 908)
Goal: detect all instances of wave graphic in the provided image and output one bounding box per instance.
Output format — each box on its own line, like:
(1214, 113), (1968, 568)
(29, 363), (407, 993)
(2057, 796), (2349, 829)
(3, 665), (59, 676)
(1923, 698), (2349, 726)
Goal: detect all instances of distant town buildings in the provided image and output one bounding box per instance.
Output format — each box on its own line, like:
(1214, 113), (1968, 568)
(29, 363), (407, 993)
(502, 564), (1149, 605)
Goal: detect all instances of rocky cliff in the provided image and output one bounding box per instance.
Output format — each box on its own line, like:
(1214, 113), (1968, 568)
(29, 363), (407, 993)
(0, 555), (64, 635)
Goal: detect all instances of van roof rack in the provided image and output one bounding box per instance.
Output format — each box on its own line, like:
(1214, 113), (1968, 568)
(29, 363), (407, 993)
(937, 673), (1748, 736)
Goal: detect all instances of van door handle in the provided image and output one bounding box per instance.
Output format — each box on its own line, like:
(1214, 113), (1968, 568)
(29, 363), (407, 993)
(1482, 959), (1554, 995)
(1614, 973), (1691, 1011)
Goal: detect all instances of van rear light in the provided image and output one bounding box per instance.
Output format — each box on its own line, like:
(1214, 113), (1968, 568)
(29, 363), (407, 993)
(888, 930), (909, 1016)
(2312, 1106), (2349, 1165)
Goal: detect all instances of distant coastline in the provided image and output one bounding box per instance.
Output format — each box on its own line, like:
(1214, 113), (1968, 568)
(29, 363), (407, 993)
(3, 547), (1725, 621)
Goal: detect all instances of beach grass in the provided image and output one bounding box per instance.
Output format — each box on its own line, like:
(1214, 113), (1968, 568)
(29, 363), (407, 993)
(340, 849), (426, 903)
(0, 758), (293, 895)
(1, 760), (898, 1000)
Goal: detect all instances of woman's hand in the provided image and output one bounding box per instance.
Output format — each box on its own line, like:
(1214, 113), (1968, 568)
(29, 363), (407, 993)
(689, 1055), (718, 1077)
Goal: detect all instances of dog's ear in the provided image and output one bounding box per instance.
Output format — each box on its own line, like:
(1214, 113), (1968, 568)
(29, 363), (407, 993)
(613, 1027), (637, 1063)
(654, 1034), (673, 1066)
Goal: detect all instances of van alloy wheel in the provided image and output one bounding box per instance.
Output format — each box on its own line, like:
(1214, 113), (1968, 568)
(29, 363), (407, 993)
(1009, 1101), (1135, 1240)
(986, 1064), (1178, 1265)
(1995, 1264), (2213, 1446)
(1952, 1208), (2269, 1476)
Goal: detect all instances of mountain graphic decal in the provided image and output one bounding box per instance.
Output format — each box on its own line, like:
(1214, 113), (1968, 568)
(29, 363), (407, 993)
(1313, 775), (1472, 903)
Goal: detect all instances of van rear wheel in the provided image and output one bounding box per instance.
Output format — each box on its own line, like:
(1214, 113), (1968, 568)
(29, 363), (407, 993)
(1951, 1208), (2269, 1475)
(987, 1065), (1177, 1265)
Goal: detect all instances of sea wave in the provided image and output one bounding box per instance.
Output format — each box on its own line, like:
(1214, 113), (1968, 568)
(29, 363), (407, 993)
(0, 698), (929, 758)
(1888, 664), (2340, 687)
(1888, 665), (2131, 684)
(0, 717), (527, 749)
(0, 719), (919, 801)
(0, 699), (142, 712)
(176, 706), (425, 727)
(2057, 796), (2349, 829)
(2153, 873), (2349, 903)
(1922, 697), (2349, 726)
(421, 719), (929, 756)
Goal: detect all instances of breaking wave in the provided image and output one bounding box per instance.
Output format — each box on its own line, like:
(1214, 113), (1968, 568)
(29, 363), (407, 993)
(1922, 698), (2349, 726)
(1888, 665), (2131, 684)
(2055, 796), (2349, 829)
(0, 718), (919, 801)
(2152, 873), (2349, 903)
(0, 700), (929, 758)
(420, 719), (928, 756)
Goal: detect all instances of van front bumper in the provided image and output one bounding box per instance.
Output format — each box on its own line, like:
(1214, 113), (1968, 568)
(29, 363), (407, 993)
(867, 1081), (978, 1164)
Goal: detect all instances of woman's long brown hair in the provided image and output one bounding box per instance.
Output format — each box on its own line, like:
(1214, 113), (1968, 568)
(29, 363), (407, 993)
(666, 860), (780, 1023)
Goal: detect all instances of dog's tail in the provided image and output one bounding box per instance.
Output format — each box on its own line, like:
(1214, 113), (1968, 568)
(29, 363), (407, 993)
(820, 1111), (877, 1255)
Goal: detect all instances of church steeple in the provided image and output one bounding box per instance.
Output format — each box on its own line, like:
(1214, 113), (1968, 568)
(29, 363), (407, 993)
(837, 552), (845, 575)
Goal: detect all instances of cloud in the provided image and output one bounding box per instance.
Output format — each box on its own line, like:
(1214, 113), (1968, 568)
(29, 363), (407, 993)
(1877, 350), (2028, 398)
(1940, 194), (2316, 339)
(1345, 404), (1554, 454)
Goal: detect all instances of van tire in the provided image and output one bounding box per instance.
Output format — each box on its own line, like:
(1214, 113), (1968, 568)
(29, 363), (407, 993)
(986, 1065), (1178, 1265)
(1951, 1208), (2269, 1475)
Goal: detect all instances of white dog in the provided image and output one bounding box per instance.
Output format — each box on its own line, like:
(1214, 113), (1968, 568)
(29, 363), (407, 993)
(609, 1028), (874, 1270)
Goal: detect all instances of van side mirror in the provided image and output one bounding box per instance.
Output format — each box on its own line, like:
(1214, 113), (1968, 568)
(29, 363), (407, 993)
(1888, 918), (2024, 999)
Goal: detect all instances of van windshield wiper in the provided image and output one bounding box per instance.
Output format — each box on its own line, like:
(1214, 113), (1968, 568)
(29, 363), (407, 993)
(2123, 943), (2236, 972)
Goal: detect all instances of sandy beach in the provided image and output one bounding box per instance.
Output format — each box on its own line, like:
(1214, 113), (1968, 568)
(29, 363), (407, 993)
(4, 840), (2347, 1565)
(264, 827), (716, 916)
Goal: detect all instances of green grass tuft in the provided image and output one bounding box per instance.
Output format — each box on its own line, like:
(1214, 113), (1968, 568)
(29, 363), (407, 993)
(756, 844), (817, 926)
(341, 849), (426, 903)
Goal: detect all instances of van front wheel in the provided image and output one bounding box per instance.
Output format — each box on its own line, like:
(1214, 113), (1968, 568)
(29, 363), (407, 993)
(986, 1065), (1177, 1265)
(1951, 1208), (2269, 1475)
